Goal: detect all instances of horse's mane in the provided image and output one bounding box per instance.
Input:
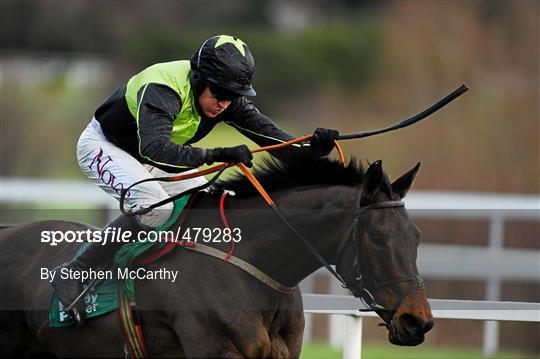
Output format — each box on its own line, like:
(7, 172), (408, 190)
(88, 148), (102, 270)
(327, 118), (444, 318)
(217, 154), (365, 198)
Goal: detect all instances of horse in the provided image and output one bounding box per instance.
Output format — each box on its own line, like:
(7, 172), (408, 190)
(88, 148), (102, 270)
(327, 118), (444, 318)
(0, 155), (433, 357)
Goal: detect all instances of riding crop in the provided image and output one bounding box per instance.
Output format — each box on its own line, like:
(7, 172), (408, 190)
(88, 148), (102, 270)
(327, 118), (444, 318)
(114, 83), (469, 309)
(338, 83), (468, 140)
(120, 84), (468, 214)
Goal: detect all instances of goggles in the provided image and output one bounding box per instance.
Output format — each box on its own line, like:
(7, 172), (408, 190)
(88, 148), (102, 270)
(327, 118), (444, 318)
(208, 82), (238, 101)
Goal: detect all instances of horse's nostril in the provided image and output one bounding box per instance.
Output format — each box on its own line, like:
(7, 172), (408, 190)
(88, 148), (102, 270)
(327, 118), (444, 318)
(400, 313), (421, 334)
(399, 313), (433, 336)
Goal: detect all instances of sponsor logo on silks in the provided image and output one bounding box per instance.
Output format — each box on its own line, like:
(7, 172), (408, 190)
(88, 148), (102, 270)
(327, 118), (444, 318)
(88, 148), (131, 197)
(58, 292), (99, 322)
(214, 35), (247, 57)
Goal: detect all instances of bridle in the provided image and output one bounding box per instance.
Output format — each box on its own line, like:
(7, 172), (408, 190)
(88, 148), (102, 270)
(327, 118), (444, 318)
(121, 161), (425, 315)
(123, 167), (426, 314)
(92, 84), (467, 329)
(253, 174), (426, 314)
(282, 178), (423, 315)
(334, 193), (425, 313)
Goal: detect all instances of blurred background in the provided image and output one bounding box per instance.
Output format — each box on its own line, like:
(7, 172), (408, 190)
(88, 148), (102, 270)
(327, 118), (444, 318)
(1, 1), (538, 358)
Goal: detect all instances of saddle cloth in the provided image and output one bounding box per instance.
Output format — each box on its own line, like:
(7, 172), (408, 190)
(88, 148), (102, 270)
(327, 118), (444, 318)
(49, 195), (191, 327)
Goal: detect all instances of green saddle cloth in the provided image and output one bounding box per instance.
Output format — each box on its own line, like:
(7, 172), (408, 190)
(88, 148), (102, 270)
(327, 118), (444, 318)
(50, 195), (191, 327)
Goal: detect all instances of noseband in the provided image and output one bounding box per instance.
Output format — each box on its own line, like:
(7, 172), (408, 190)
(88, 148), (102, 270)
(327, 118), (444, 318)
(335, 199), (425, 312)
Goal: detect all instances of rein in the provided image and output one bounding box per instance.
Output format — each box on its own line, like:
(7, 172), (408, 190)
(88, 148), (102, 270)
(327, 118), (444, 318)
(117, 137), (420, 313)
(117, 84), (466, 311)
(117, 139), (353, 291)
(119, 137), (344, 217)
(120, 84), (468, 216)
(239, 164), (423, 313)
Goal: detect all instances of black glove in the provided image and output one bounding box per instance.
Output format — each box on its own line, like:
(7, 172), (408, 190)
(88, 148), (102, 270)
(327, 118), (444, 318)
(310, 128), (340, 156)
(207, 145), (253, 167)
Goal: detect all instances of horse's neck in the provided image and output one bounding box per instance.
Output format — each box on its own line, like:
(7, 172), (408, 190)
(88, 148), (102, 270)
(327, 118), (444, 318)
(227, 185), (357, 287)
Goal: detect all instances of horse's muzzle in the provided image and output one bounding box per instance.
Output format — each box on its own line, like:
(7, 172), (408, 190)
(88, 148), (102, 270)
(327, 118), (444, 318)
(387, 313), (434, 346)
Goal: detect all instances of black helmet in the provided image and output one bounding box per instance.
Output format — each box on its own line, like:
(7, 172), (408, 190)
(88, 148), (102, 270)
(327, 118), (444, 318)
(190, 35), (256, 97)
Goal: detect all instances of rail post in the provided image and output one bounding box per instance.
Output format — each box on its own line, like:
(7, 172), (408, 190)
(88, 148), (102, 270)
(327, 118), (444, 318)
(343, 315), (363, 359)
(483, 214), (504, 356)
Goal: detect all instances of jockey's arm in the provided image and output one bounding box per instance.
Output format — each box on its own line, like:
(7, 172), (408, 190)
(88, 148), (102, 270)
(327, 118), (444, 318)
(223, 97), (311, 161)
(136, 84), (209, 170)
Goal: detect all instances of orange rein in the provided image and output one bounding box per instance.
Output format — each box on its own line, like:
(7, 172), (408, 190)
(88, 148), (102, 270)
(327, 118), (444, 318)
(166, 136), (345, 185)
(239, 136), (345, 207)
(251, 135), (345, 164)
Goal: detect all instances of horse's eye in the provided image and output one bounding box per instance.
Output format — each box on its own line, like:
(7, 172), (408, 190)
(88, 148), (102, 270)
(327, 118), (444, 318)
(368, 229), (386, 245)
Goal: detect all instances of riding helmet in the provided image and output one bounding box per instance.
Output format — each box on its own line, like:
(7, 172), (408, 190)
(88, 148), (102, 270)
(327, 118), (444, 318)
(190, 35), (256, 97)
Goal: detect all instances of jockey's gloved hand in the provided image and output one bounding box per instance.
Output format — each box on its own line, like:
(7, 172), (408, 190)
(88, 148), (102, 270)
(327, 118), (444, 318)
(206, 145), (253, 167)
(310, 128), (340, 156)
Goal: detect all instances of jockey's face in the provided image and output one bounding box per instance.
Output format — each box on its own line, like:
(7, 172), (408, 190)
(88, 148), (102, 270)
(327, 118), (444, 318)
(198, 86), (232, 118)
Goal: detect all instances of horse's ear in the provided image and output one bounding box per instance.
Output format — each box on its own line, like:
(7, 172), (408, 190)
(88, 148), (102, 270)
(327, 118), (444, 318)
(362, 160), (384, 204)
(392, 162), (421, 199)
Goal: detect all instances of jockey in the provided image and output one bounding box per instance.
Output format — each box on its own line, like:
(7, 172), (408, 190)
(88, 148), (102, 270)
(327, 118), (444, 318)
(51, 35), (339, 324)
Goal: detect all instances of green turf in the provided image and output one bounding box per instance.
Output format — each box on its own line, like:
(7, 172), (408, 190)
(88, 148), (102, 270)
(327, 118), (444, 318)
(300, 342), (537, 359)
(300, 342), (342, 359)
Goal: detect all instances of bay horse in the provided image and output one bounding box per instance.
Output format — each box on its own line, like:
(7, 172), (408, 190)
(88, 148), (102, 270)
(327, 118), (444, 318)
(0, 156), (433, 357)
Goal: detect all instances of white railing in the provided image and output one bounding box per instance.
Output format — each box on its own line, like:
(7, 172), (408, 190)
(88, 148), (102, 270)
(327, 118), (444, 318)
(302, 294), (540, 359)
(2, 178), (539, 357)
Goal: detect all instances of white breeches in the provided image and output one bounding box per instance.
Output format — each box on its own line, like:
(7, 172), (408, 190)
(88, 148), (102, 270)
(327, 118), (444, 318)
(76, 118), (207, 228)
